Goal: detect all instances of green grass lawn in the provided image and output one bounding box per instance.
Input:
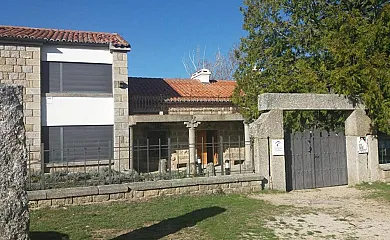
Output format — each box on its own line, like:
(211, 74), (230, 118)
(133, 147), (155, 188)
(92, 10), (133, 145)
(356, 182), (390, 202)
(30, 193), (287, 240)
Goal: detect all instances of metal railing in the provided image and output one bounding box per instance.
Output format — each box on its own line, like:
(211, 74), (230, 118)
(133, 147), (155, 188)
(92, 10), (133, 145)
(129, 95), (234, 114)
(27, 136), (254, 191)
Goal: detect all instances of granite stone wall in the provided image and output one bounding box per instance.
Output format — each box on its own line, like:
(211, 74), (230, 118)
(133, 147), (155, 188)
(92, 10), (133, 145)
(0, 85), (29, 240)
(0, 43), (41, 166)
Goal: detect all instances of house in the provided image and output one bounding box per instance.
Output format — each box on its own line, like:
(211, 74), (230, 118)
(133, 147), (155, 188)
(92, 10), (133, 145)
(128, 69), (252, 174)
(0, 25), (130, 170)
(0, 25), (251, 175)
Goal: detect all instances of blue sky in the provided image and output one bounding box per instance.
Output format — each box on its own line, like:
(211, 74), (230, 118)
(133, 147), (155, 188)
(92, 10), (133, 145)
(1, 0), (246, 78)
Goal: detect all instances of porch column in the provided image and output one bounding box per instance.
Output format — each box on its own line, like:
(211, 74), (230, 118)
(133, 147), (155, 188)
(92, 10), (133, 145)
(185, 118), (201, 176)
(129, 124), (135, 172)
(244, 121), (251, 169)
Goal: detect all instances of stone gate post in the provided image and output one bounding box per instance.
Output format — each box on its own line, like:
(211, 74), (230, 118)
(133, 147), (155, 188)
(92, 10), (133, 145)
(250, 110), (286, 191)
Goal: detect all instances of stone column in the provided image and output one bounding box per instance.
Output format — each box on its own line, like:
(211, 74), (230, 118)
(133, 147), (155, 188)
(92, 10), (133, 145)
(244, 121), (252, 169)
(250, 110), (285, 191)
(185, 118), (201, 175)
(345, 109), (381, 185)
(112, 49), (130, 170)
(0, 85), (29, 240)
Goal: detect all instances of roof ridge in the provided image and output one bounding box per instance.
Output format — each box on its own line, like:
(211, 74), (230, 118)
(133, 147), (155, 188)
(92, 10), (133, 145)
(0, 25), (118, 36)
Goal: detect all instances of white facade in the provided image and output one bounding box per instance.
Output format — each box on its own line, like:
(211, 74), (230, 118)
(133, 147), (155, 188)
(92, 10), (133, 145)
(41, 97), (114, 126)
(41, 45), (112, 64)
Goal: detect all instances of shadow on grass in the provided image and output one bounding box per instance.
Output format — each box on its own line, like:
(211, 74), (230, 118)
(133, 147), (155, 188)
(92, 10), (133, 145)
(30, 231), (69, 240)
(112, 206), (226, 240)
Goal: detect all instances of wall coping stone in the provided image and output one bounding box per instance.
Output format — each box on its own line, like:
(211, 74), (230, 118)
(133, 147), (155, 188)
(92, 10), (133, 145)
(98, 184), (129, 194)
(28, 174), (263, 201)
(258, 93), (365, 111)
(28, 190), (47, 201)
(45, 186), (99, 199)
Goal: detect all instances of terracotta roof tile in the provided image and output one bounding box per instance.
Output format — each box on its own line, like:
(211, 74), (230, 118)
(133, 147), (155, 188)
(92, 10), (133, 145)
(0, 25), (130, 48)
(128, 77), (236, 102)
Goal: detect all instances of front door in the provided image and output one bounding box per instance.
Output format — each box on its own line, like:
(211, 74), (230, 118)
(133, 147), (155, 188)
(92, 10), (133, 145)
(196, 130), (218, 165)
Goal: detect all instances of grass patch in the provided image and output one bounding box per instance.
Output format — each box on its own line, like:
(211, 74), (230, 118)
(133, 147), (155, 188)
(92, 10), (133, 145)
(356, 182), (390, 202)
(30, 194), (287, 240)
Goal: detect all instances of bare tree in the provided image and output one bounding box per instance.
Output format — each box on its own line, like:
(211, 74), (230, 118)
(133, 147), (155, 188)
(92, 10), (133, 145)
(182, 45), (239, 80)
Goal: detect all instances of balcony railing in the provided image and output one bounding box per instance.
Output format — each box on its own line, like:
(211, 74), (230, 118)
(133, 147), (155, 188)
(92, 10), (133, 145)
(129, 95), (234, 115)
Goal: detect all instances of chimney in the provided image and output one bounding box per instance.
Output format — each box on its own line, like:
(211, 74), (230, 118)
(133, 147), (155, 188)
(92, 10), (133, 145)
(191, 69), (211, 83)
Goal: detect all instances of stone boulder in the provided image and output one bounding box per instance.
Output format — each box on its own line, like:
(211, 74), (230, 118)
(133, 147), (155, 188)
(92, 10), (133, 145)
(0, 85), (29, 240)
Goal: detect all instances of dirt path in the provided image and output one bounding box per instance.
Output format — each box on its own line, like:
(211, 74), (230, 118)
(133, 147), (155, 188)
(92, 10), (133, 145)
(250, 186), (390, 239)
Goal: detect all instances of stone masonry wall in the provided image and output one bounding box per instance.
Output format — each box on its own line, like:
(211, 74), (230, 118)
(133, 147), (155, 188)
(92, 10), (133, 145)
(0, 85), (29, 240)
(0, 43), (41, 166)
(112, 50), (130, 170)
(28, 174), (263, 209)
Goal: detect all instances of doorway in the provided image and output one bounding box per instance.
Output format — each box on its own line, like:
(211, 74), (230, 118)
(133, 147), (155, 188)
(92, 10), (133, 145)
(196, 130), (218, 165)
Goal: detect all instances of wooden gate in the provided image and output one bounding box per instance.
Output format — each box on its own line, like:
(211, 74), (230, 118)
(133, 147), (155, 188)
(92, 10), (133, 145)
(285, 130), (348, 191)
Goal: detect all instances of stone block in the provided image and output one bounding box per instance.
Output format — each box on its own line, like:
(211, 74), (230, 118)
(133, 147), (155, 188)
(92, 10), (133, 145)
(0, 65), (13, 72)
(16, 46), (26, 51)
(26, 46), (40, 52)
(1, 50), (10, 57)
(4, 45), (17, 50)
(109, 193), (125, 200)
(18, 73), (26, 80)
(17, 58), (26, 65)
(22, 66), (33, 73)
(51, 199), (66, 206)
(33, 66), (40, 74)
(46, 186), (99, 199)
(73, 196), (93, 204)
(20, 51), (33, 59)
(27, 190), (47, 201)
(25, 102), (40, 110)
(10, 51), (20, 58)
(13, 65), (22, 73)
(133, 191), (144, 198)
(6, 57), (17, 65)
(0, 57), (5, 65)
(125, 191), (134, 199)
(98, 184), (129, 195)
(143, 190), (159, 198)
(229, 182), (242, 188)
(26, 59), (40, 66)
(8, 73), (19, 80)
(38, 200), (52, 208)
(26, 88), (40, 94)
(93, 194), (110, 202)
(26, 73), (40, 80)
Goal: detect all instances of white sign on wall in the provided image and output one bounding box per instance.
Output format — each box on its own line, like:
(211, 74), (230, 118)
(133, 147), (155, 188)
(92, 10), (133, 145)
(272, 139), (285, 156)
(358, 136), (369, 154)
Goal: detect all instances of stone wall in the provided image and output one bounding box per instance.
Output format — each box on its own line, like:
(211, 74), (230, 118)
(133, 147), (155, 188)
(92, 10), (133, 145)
(112, 50), (130, 170)
(0, 43), (41, 166)
(0, 85), (29, 240)
(28, 174), (263, 209)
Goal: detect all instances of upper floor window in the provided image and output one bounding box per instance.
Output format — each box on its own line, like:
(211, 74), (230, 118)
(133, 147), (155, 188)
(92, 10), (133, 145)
(41, 61), (112, 93)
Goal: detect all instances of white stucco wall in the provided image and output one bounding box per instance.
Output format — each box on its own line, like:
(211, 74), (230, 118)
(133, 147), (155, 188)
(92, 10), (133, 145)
(41, 97), (114, 126)
(41, 45), (112, 64)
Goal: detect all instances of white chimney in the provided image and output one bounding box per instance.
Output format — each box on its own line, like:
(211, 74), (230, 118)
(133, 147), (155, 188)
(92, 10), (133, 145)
(191, 69), (211, 83)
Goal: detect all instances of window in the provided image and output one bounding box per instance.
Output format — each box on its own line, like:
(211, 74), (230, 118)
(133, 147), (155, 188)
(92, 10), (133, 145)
(42, 125), (113, 163)
(379, 135), (390, 164)
(41, 62), (112, 93)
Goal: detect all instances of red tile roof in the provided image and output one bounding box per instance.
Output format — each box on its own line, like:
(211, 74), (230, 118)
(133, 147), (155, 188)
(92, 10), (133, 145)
(0, 25), (130, 48)
(128, 77), (236, 102)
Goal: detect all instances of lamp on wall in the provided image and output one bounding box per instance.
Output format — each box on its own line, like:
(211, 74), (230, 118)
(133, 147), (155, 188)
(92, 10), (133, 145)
(119, 82), (128, 89)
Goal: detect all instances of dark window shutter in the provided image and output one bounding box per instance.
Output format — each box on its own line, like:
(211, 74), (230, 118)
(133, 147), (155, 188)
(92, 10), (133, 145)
(42, 125), (113, 163)
(41, 62), (112, 93)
